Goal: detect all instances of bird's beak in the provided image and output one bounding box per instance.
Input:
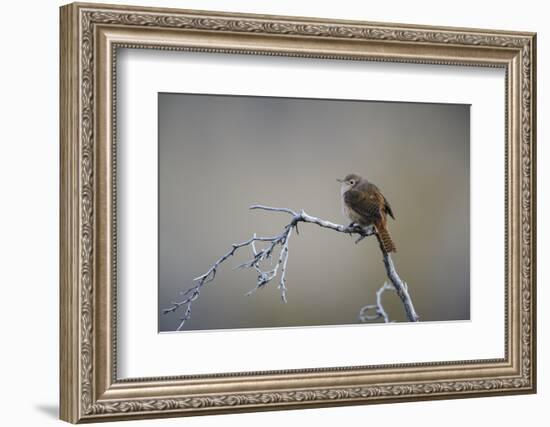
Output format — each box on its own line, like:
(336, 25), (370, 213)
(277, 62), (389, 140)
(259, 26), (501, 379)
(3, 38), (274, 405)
(336, 178), (343, 183)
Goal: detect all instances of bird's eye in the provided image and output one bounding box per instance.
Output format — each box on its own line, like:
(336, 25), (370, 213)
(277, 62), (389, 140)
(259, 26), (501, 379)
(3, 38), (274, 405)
(349, 180), (355, 185)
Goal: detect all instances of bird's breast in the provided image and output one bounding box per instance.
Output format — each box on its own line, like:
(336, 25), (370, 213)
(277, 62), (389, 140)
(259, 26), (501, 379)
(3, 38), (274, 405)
(341, 198), (350, 221)
(341, 197), (363, 224)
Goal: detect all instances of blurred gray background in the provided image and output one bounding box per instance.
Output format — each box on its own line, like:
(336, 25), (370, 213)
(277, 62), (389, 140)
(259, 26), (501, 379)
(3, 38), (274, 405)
(158, 93), (470, 332)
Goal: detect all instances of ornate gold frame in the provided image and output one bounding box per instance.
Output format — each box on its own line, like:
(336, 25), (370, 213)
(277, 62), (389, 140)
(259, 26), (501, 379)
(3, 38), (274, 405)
(60, 2), (536, 423)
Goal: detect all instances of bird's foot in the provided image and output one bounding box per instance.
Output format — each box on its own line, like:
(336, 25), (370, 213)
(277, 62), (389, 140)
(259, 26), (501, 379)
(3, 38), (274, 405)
(355, 234), (367, 244)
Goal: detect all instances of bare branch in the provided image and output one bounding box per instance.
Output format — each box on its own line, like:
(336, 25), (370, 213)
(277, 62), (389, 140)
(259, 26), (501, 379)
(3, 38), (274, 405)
(163, 205), (418, 331)
(358, 254), (419, 323)
(359, 282), (394, 323)
(249, 205), (297, 216)
(382, 252), (419, 322)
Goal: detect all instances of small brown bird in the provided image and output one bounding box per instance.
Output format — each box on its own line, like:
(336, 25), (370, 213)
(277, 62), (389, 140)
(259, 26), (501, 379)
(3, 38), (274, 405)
(338, 173), (397, 253)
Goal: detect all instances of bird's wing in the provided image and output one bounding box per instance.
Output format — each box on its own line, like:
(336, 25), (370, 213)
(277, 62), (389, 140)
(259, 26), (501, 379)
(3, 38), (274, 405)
(383, 195), (395, 220)
(344, 188), (382, 221)
(368, 183), (395, 220)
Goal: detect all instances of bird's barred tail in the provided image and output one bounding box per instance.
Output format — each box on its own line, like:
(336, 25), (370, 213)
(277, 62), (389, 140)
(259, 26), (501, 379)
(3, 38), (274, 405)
(376, 225), (397, 253)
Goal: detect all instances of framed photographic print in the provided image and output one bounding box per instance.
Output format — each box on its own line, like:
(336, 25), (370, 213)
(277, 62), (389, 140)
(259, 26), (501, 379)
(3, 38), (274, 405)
(60, 2), (537, 423)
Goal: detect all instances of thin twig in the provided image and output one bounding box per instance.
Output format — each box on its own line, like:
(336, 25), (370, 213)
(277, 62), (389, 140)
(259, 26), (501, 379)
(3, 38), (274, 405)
(358, 282), (394, 323)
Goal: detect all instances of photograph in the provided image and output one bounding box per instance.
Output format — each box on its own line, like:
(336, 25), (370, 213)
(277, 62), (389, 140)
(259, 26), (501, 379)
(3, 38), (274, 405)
(159, 93), (471, 332)
(57, 3), (536, 422)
